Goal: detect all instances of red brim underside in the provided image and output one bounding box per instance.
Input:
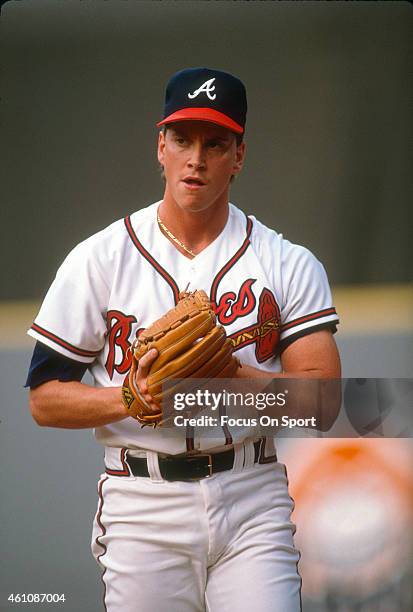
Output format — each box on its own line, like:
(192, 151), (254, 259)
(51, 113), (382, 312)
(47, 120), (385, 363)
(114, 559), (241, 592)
(156, 108), (244, 134)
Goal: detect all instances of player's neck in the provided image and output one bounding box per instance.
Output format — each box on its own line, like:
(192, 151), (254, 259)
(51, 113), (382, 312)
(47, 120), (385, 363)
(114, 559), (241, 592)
(158, 194), (229, 256)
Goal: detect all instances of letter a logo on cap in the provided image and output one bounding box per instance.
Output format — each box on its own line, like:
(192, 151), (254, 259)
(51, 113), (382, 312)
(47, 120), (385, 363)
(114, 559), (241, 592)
(188, 78), (216, 100)
(157, 68), (246, 134)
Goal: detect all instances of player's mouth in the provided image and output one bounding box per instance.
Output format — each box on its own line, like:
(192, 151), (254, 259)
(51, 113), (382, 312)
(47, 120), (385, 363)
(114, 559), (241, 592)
(182, 176), (206, 190)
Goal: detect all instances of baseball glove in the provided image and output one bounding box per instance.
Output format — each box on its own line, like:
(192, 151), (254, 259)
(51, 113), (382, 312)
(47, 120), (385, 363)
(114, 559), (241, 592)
(121, 290), (240, 426)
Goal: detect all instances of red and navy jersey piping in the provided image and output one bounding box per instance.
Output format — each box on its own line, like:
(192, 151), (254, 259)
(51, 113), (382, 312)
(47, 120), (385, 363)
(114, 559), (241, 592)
(210, 215), (253, 307)
(95, 476), (109, 612)
(281, 307), (338, 333)
(124, 215), (180, 305)
(105, 448), (131, 477)
(30, 323), (101, 358)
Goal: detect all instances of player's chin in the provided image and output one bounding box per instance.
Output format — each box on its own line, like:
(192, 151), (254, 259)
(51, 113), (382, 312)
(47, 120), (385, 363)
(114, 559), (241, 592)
(176, 195), (212, 213)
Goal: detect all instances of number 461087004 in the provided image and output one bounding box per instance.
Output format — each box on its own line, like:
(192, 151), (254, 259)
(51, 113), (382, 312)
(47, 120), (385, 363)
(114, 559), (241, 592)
(8, 593), (66, 604)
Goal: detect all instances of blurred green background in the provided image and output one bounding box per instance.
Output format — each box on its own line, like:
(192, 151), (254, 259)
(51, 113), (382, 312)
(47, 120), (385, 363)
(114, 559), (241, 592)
(1, 1), (412, 300)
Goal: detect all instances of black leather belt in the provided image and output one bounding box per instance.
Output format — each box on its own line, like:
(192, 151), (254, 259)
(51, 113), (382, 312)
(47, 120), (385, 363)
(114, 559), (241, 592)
(126, 440), (268, 481)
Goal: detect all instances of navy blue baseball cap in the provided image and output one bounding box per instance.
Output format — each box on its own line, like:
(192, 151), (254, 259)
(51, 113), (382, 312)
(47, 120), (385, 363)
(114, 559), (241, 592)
(157, 67), (247, 135)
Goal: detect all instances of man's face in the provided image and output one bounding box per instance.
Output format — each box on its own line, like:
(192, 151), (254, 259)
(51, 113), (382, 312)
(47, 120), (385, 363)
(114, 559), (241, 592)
(157, 121), (245, 213)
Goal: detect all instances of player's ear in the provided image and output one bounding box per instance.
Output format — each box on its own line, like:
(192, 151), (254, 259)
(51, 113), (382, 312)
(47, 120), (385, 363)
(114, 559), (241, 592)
(232, 141), (246, 175)
(157, 130), (166, 166)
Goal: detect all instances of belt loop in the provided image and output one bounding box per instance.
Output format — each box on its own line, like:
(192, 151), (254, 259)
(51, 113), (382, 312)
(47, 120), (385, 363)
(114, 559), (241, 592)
(258, 437), (278, 464)
(231, 442), (245, 473)
(243, 439), (255, 469)
(146, 451), (164, 482)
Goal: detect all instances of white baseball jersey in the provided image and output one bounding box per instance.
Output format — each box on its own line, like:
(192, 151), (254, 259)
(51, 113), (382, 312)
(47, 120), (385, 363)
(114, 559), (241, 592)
(28, 201), (339, 456)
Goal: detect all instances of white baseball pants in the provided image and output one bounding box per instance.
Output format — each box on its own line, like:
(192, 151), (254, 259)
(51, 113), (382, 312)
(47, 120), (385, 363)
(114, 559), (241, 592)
(91, 445), (301, 612)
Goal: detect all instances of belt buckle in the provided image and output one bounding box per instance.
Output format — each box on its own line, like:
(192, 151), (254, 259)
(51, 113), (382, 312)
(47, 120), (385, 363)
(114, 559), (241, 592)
(190, 453), (213, 478)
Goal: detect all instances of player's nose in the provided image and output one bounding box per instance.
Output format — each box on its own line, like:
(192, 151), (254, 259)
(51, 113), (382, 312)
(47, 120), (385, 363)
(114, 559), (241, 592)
(187, 141), (206, 169)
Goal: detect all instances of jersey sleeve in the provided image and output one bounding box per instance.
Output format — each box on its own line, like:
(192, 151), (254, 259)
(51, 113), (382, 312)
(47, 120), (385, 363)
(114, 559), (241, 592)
(25, 341), (89, 388)
(27, 239), (110, 363)
(279, 240), (339, 350)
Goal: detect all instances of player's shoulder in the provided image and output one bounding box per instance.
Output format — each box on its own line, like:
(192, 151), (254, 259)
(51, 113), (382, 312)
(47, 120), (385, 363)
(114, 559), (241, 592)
(230, 204), (285, 258)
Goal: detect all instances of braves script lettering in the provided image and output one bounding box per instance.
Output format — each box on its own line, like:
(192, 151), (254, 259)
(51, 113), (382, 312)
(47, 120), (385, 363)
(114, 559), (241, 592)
(214, 279), (256, 326)
(105, 310), (137, 379)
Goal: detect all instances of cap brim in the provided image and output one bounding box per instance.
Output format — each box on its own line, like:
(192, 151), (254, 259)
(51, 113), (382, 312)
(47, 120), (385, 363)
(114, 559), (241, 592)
(156, 107), (244, 134)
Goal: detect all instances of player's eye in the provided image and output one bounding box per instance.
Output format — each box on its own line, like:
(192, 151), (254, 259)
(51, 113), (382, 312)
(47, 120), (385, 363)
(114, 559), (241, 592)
(207, 139), (229, 150)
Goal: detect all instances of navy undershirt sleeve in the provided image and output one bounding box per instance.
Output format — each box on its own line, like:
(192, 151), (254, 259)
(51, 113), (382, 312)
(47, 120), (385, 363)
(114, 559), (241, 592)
(25, 341), (89, 389)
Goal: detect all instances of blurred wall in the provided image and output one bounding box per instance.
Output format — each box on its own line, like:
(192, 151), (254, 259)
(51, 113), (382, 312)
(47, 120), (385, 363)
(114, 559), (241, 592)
(1, 1), (412, 299)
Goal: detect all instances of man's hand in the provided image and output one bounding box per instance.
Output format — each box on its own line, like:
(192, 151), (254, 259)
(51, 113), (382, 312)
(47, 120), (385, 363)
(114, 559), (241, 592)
(134, 348), (161, 415)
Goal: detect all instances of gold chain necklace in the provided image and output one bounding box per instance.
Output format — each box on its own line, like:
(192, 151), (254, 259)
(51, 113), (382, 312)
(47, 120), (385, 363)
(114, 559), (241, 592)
(157, 212), (196, 258)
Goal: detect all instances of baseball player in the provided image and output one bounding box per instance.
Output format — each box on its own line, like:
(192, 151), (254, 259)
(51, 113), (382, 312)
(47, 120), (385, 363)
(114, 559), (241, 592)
(26, 67), (341, 611)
